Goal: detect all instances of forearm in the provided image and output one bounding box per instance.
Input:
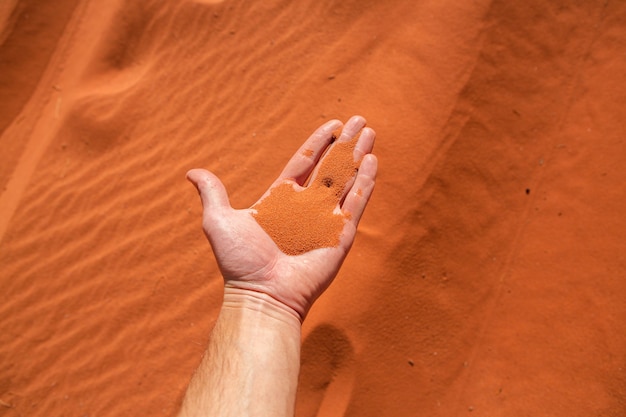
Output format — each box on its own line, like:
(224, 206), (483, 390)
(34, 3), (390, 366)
(178, 287), (302, 417)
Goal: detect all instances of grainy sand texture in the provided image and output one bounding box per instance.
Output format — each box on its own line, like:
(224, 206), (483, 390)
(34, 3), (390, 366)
(1, 1), (625, 416)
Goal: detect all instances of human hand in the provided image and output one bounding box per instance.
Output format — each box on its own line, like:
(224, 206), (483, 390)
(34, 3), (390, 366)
(187, 116), (377, 320)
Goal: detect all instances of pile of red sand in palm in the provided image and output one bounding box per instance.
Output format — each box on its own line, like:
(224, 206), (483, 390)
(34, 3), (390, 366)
(253, 128), (361, 255)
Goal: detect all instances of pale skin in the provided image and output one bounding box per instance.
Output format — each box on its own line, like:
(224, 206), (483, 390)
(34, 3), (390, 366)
(179, 115), (377, 417)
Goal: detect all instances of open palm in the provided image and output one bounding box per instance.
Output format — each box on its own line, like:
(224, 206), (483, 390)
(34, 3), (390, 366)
(187, 116), (377, 320)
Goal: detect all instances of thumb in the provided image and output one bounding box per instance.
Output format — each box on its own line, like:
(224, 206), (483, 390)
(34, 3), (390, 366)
(186, 168), (231, 213)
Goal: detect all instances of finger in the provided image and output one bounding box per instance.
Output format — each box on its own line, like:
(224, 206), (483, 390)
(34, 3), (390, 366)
(341, 154), (378, 226)
(335, 125), (375, 204)
(307, 115), (368, 186)
(352, 126), (376, 163)
(277, 119), (343, 186)
(186, 169), (231, 214)
(336, 115), (367, 144)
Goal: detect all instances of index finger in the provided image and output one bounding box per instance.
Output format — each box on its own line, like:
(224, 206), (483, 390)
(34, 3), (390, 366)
(276, 119), (343, 186)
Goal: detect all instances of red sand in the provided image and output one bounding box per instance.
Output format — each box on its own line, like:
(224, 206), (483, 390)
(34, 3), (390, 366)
(253, 129), (360, 255)
(1, 1), (625, 416)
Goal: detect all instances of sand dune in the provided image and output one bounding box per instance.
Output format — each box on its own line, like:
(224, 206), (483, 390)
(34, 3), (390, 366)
(1, 0), (625, 416)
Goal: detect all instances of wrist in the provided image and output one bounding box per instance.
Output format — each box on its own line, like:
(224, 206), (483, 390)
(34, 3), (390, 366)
(222, 286), (303, 326)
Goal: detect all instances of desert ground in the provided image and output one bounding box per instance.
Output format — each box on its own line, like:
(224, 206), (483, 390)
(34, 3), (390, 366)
(1, 1), (625, 416)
